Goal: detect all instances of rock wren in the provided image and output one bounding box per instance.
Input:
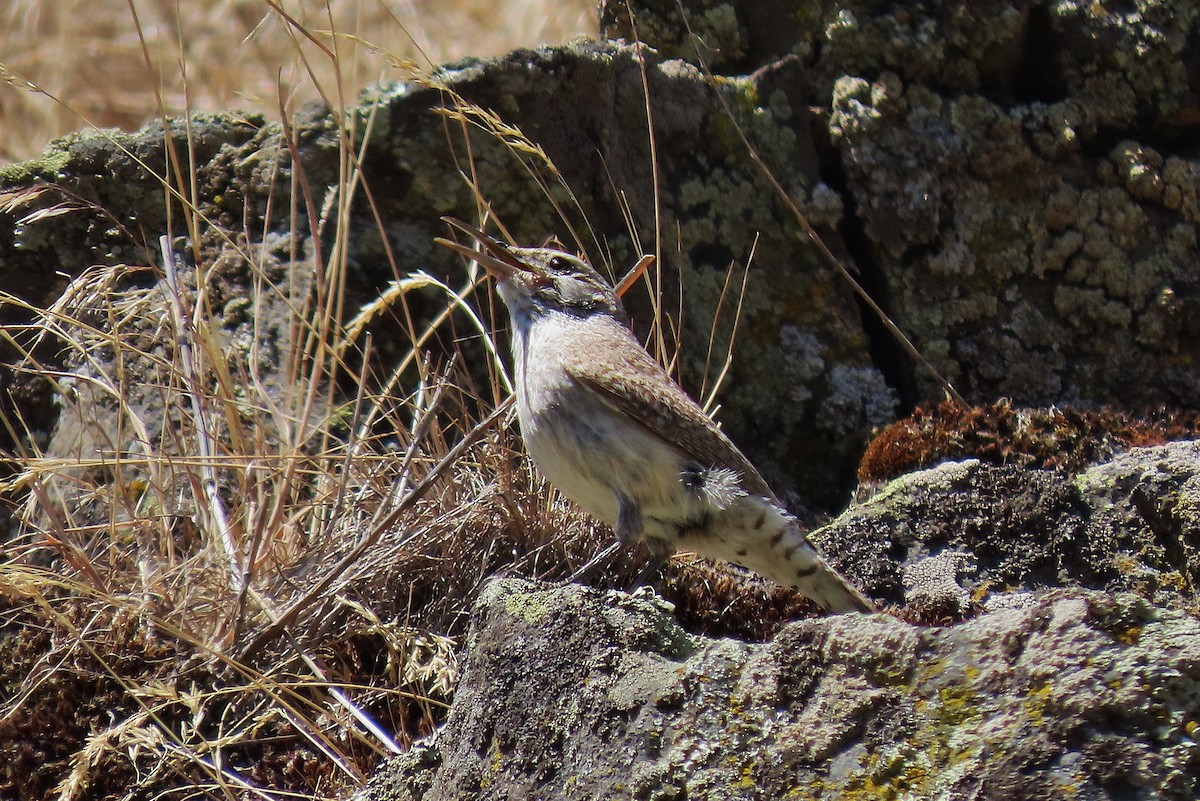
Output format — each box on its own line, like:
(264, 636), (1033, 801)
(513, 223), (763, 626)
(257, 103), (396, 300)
(437, 218), (874, 613)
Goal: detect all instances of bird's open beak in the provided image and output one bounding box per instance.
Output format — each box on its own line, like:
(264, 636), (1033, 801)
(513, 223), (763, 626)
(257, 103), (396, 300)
(435, 217), (532, 280)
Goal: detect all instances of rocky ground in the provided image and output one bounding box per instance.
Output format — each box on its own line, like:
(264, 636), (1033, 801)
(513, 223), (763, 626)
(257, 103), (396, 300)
(362, 442), (1200, 801)
(1, 0), (1198, 799)
(364, 579), (1198, 801)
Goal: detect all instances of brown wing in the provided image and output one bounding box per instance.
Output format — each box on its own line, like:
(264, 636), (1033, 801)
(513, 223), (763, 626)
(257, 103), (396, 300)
(559, 318), (776, 500)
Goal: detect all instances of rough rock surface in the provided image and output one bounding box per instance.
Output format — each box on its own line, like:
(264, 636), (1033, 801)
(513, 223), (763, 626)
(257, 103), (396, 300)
(359, 439), (1200, 800)
(814, 440), (1200, 615)
(606, 0), (1200, 406)
(361, 577), (1200, 801)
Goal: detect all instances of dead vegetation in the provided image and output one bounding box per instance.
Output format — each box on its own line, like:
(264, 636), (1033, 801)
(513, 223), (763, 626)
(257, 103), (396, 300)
(0, 3), (617, 799)
(0, 184), (593, 800)
(0, 0), (592, 163)
(858, 398), (1200, 485)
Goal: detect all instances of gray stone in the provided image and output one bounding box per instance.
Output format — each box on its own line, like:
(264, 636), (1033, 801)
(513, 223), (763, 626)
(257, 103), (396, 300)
(815, 442), (1200, 610)
(360, 578), (1200, 801)
(605, 0), (1200, 409)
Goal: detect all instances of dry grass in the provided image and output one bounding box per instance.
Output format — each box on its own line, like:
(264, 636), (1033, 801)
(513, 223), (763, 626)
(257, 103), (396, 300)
(0, 0), (594, 163)
(0, 3), (617, 798)
(0, 221), (559, 800)
(0, 163), (615, 801)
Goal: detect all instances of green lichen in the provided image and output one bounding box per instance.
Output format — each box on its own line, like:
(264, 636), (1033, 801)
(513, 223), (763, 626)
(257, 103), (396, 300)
(501, 589), (562, 626)
(0, 145), (71, 184)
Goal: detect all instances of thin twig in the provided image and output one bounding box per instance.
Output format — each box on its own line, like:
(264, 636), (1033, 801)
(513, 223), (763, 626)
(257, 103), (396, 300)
(158, 236), (243, 595)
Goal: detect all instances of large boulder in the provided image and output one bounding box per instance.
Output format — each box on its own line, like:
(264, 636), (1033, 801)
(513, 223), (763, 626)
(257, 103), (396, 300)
(361, 576), (1199, 801)
(605, 0), (1200, 406)
(361, 437), (1200, 799)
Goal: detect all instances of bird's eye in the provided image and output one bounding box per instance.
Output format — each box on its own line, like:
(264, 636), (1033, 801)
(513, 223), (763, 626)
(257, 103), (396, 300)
(547, 256), (572, 273)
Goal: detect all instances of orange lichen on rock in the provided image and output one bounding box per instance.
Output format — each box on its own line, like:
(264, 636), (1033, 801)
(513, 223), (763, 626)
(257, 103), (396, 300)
(859, 400), (1200, 484)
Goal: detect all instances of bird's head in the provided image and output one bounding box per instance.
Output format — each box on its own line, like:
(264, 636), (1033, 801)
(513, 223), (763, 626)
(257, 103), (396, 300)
(436, 217), (627, 324)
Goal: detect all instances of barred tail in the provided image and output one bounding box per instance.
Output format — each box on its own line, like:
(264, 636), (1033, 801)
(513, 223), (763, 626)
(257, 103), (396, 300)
(702, 499), (876, 613)
(771, 531), (876, 613)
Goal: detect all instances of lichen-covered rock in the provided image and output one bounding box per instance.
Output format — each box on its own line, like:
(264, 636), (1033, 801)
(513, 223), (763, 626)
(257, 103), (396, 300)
(816, 1), (1200, 405)
(360, 577), (1200, 801)
(1077, 440), (1200, 601)
(815, 441), (1200, 612)
(606, 0), (1200, 408)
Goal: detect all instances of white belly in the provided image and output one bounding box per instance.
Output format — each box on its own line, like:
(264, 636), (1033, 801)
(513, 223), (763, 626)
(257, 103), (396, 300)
(521, 390), (696, 536)
(511, 329), (701, 539)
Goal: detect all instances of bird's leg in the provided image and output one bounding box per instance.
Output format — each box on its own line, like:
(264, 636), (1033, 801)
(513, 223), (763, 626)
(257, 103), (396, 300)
(614, 491), (643, 545)
(635, 536), (674, 586)
(614, 492), (672, 587)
